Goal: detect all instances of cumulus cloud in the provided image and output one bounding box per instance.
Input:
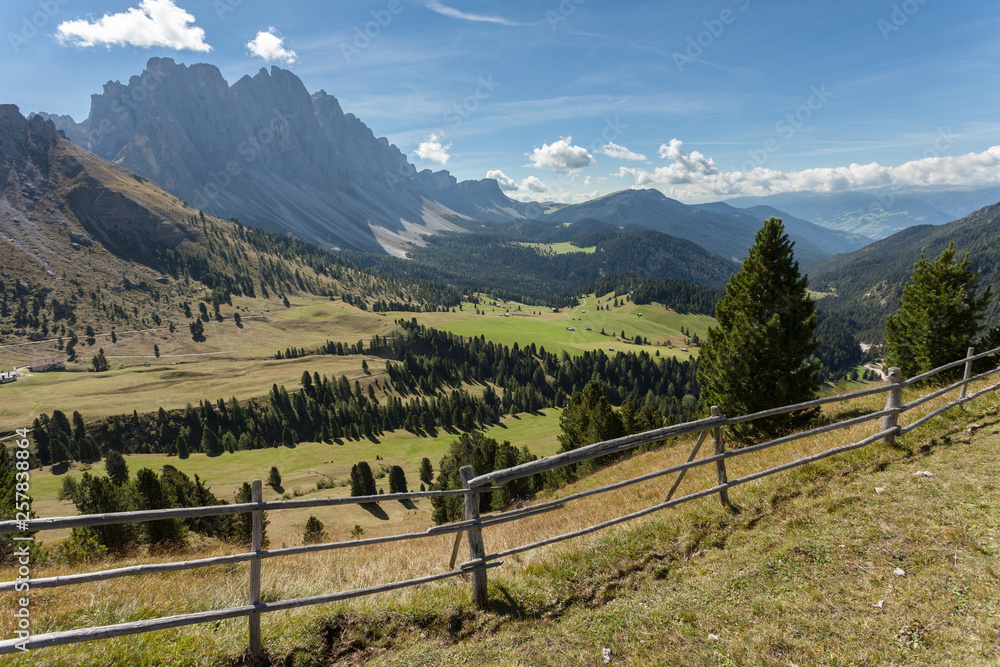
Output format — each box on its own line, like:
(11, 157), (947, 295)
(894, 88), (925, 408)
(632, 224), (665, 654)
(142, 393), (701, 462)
(522, 175), (548, 193)
(600, 142), (647, 162)
(426, 1), (525, 26)
(56, 0), (211, 52)
(415, 134), (452, 164)
(527, 137), (596, 173)
(486, 170), (550, 194)
(247, 28), (296, 64)
(616, 138), (1000, 200)
(486, 169), (518, 191)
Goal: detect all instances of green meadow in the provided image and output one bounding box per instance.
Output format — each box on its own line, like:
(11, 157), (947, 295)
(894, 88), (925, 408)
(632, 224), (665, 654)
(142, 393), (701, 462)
(28, 409), (564, 546)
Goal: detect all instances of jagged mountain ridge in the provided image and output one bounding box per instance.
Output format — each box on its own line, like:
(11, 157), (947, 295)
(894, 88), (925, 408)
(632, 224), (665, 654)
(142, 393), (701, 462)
(41, 58), (864, 264)
(42, 58), (468, 256)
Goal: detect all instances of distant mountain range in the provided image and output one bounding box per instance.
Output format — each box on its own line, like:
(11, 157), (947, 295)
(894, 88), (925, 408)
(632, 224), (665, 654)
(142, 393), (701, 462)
(33, 57), (874, 263)
(39, 58), (465, 256)
(26, 57), (1000, 271)
(725, 188), (1000, 240)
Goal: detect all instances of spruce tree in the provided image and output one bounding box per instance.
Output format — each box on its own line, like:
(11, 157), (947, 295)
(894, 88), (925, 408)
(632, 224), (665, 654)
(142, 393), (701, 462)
(388, 465), (407, 493)
(698, 218), (819, 440)
(885, 242), (990, 379)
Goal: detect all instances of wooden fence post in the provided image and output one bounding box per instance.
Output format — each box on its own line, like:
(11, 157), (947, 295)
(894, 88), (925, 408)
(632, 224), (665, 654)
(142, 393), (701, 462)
(248, 479), (263, 666)
(710, 406), (730, 508)
(959, 347), (975, 402)
(882, 368), (902, 444)
(459, 465), (488, 608)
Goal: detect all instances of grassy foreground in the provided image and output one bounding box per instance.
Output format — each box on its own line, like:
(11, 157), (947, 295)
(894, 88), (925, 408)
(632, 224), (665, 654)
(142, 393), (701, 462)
(2, 378), (997, 665)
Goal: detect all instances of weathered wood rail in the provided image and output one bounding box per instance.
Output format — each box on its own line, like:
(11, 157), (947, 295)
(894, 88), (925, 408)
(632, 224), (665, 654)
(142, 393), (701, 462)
(1, 345), (998, 662)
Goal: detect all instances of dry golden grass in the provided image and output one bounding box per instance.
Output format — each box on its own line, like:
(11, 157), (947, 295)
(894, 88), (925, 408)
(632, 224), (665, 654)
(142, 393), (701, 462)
(1, 374), (997, 665)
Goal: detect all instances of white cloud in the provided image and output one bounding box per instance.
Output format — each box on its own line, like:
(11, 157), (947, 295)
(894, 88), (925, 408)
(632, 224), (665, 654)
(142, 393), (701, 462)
(527, 137), (596, 173)
(522, 176), (547, 193)
(415, 134), (452, 164)
(486, 169), (518, 191)
(616, 139), (1000, 200)
(425, 1), (525, 26)
(486, 170), (549, 194)
(600, 142), (647, 161)
(56, 0), (210, 52)
(247, 28), (296, 64)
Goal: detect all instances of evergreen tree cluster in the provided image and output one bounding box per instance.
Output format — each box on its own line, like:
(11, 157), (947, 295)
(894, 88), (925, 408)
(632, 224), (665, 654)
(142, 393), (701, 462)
(58, 464), (263, 555)
(31, 320), (704, 464)
(430, 431), (539, 524)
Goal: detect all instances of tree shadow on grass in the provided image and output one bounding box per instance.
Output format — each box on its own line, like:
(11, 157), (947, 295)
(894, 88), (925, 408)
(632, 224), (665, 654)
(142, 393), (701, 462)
(361, 502), (388, 520)
(487, 583), (549, 621)
(399, 499), (417, 510)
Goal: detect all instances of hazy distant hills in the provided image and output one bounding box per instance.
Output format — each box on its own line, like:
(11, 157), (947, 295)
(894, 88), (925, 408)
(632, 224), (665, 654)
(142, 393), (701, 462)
(807, 201), (1000, 341)
(544, 188), (839, 262)
(725, 188), (1000, 240)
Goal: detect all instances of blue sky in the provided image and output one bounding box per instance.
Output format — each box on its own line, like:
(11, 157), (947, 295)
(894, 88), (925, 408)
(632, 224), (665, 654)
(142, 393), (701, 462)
(3, 0), (999, 204)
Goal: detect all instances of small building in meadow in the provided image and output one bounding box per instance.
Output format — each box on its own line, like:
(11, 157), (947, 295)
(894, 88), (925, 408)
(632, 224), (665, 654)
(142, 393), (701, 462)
(28, 356), (66, 373)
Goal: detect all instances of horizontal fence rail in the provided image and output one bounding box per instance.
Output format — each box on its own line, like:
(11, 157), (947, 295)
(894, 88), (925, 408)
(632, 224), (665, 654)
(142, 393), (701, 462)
(3, 345), (998, 661)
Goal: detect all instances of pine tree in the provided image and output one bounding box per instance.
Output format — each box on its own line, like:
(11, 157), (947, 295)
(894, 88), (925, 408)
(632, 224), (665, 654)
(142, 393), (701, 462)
(268, 466), (282, 487)
(885, 242), (991, 379)
(105, 450), (129, 485)
(698, 218), (819, 440)
(388, 465), (407, 493)
(303, 516), (326, 544)
(419, 457), (433, 484)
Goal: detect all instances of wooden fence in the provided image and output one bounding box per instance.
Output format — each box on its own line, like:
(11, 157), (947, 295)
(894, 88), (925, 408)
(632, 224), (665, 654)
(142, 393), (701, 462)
(1, 345), (999, 662)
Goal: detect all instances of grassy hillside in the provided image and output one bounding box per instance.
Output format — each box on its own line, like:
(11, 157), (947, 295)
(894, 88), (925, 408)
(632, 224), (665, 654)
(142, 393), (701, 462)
(414, 293), (712, 359)
(24, 408), (565, 548)
(0, 292), (711, 433)
(0, 133), (460, 354)
(2, 375), (996, 665)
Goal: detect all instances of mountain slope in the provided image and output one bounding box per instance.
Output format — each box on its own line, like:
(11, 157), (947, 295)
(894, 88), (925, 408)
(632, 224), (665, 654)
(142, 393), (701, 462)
(544, 188), (832, 262)
(807, 201), (1000, 341)
(41, 58), (465, 256)
(0, 105), (458, 350)
(698, 201), (869, 255)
